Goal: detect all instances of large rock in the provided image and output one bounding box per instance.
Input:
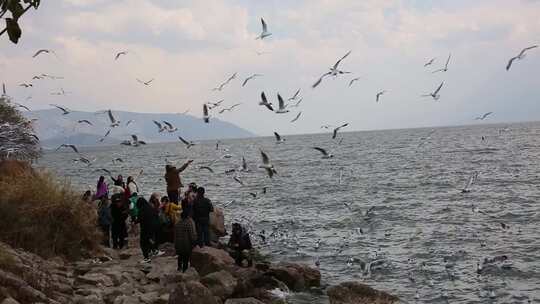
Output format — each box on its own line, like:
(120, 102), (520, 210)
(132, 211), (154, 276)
(230, 267), (289, 302)
(224, 298), (265, 304)
(168, 281), (218, 304)
(267, 263), (320, 291)
(201, 270), (238, 300)
(75, 273), (114, 287)
(191, 247), (235, 276)
(327, 282), (399, 304)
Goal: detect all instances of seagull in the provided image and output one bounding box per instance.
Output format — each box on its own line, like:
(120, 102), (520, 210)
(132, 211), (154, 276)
(136, 78), (154, 86)
(207, 99), (224, 109)
(313, 147), (334, 159)
(77, 120), (93, 126)
(290, 112), (302, 123)
(348, 77), (361, 87)
(153, 120), (166, 133)
(199, 166), (214, 173)
(56, 144), (79, 153)
(424, 58), (436, 67)
(259, 92), (274, 111)
(461, 171), (478, 193)
(203, 104), (210, 123)
(432, 53), (451, 73)
(475, 112), (493, 120)
(178, 136), (195, 148)
(274, 132), (286, 143)
(32, 75), (43, 80)
(219, 103), (242, 114)
(112, 158), (123, 163)
(312, 50), (352, 88)
(19, 83), (32, 88)
(114, 51), (128, 60)
(288, 89), (301, 101)
(376, 91), (386, 102)
(130, 134), (146, 147)
(506, 45), (538, 71)
(32, 49), (56, 58)
(259, 150), (277, 178)
(242, 74), (262, 87)
(256, 18), (272, 40)
(233, 176), (245, 186)
(240, 156), (249, 172)
(422, 82), (444, 101)
(275, 94), (289, 114)
(162, 121), (178, 132)
(107, 110), (120, 128)
(332, 123), (349, 139)
(212, 73), (237, 91)
(49, 104), (70, 115)
(98, 129), (111, 142)
(125, 119), (134, 126)
(14, 103), (30, 111)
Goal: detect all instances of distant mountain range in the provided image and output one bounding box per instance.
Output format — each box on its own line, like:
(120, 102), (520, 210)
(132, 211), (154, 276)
(24, 109), (255, 148)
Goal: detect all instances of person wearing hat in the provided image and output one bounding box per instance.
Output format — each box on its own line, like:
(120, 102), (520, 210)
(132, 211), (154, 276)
(164, 160), (193, 204)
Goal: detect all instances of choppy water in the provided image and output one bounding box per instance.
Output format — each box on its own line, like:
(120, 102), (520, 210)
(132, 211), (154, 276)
(40, 122), (540, 304)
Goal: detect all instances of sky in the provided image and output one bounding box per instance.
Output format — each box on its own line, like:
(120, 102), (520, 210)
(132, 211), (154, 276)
(1, 0), (539, 137)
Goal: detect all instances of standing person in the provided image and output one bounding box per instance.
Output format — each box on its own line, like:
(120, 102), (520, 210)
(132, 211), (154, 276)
(160, 196), (180, 243)
(193, 187), (213, 247)
(164, 160), (193, 204)
(126, 176), (139, 197)
(97, 197), (112, 247)
(111, 175), (125, 187)
(228, 223), (253, 267)
(136, 197), (160, 263)
(175, 200), (197, 272)
(110, 192), (128, 249)
(95, 176), (108, 200)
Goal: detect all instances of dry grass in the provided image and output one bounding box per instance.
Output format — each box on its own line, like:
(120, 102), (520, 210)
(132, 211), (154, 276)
(0, 163), (100, 260)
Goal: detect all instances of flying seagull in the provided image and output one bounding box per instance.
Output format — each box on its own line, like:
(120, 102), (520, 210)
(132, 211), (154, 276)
(432, 53), (451, 73)
(107, 110), (120, 128)
(77, 120), (93, 126)
(162, 121), (178, 132)
(19, 83), (33, 88)
(219, 103), (242, 114)
(376, 91), (386, 102)
(199, 166), (214, 173)
(153, 120), (166, 133)
(242, 74), (262, 87)
(424, 58), (436, 67)
(275, 94), (289, 114)
(288, 89), (301, 101)
(130, 134), (146, 147)
(332, 123), (349, 139)
(115, 51), (128, 60)
(98, 129), (111, 142)
(14, 103), (30, 111)
(50, 104), (70, 115)
(56, 144), (79, 153)
(212, 72), (237, 91)
(313, 147), (334, 159)
(178, 136), (195, 148)
(136, 78), (154, 86)
(475, 112), (493, 121)
(422, 82), (444, 101)
(274, 131), (286, 143)
(207, 99), (224, 109)
(290, 112), (302, 123)
(348, 77), (361, 87)
(312, 50), (352, 88)
(259, 92), (274, 111)
(256, 18), (272, 40)
(506, 45), (538, 71)
(259, 150), (277, 178)
(33, 49), (56, 58)
(203, 104), (210, 123)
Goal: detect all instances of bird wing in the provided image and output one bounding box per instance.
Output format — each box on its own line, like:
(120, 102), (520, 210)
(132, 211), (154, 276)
(291, 112), (301, 123)
(261, 18), (268, 32)
(506, 56), (517, 71)
(277, 94), (285, 109)
(50, 104), (68, 112)
(178, 136), (190, 145)
(333, 50), (352, 69)
(226, 72), (237, 83)
(104, 129), (111, 137)
(519, 45), (538, 57)
(483, 112), (493, 119)
(131, 134), (138, 142)
(68, 144), (79, 153)
(261, 92), (269, 104)
(242, 77), (250, 87)
(230, 103), (241, 109)
(78, 120), (93, 125)
(289, 89), (300, 100)
(260, 150), (270, 165)
(108, 110), (116, 123)
(32, 49), (47, 58)
(152, 120), (163, 130)
(264, 103), (274, 111)
(203, 104), (209, 116)
(146, 78), (154, 85)
(274, 132), (281, 141)
(313, 147), (328, 156)
(444, 53), (451, 68)
(312, 72), (331, 88)
(162, 121), (173, 129)
(433, 82), (444, 95)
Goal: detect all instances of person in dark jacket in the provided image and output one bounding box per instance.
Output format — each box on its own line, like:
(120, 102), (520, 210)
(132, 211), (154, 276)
(193, 187), (213, 247)
(136, 197), (160, 263)
(164, 160), (193, 204)
(110, 193), (128, 249)
(175, 200), (198, 272)
(228, 223), (253, 267)
(97, 197), (112, 247)
(111, 174), (125, 188)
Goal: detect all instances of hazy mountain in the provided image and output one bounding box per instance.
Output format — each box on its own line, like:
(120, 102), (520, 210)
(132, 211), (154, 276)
(25, 109), (255, 148)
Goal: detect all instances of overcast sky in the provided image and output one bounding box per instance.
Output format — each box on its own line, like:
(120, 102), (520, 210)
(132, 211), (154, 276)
(1, 0), (539, 136)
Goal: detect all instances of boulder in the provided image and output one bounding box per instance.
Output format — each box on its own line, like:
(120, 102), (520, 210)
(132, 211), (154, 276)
(1, 298), (20, 304)
(230, 267), (289, 301)
(267, 263), (320, 291)
(75, 273), (114, 287)
(327, 282), (399, 304)
(224, 298), (265, 304)
(168, 281), (218, 304)
(210, 208), (227, 239)
(162, 267), (199, 287)
(201, 270), (238, 300)
(191, 247), (235, 276)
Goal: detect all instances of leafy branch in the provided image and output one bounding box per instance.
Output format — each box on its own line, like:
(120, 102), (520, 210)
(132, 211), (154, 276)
(0, 0), (41, 44)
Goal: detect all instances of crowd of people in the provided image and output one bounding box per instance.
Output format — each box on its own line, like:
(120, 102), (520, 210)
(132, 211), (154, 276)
(88, 160), (254, 272)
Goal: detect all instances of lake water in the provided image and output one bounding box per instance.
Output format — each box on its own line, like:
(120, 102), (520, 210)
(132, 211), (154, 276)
(39, 122), (540, 304)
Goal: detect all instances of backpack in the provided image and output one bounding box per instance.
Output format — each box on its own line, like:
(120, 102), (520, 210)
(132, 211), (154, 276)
(129, 195), (139, 218)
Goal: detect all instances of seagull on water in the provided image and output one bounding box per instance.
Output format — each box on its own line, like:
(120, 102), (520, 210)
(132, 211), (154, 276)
(259, 150), (277, 178)
(56, 144), (79, 153)
(313, 147), (334, 159)
(332, 123), (349, 139)
(348, 77), (361, 87)
(259, 92), (274, 111)
(242, 74), (262, 87)
(312, 50), (352, 88)
(136, 78), (154, 86)
(107, 110), (120, 128)
(290, 112), (302, 123)
(288, 89), (301, 101)
(50, 104), (70, 115)
(424, 57), (436, 67)
(376, 91), (386, 102)
(178, 136), (195, 149)
(114, 51), (128, 60)
(274, 132), (286, 143)
(275, 94), (289, 114)
(203, 104), (210, 123)
(422, 82), (444, 101)
(77, 120), (93, 126)
(506, 45), (538, 71)
(432, 53), (451, 73)
(475, 112), (493, 120)
(256, 18), (272, 40)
